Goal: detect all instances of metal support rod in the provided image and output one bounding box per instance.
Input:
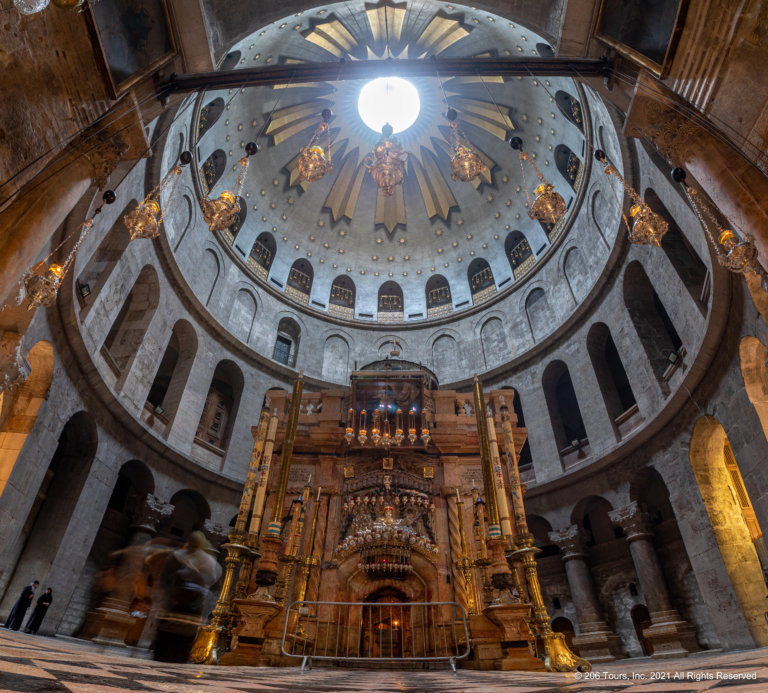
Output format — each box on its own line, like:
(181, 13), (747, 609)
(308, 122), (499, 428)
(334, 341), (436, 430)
(162, 57), (611, 94)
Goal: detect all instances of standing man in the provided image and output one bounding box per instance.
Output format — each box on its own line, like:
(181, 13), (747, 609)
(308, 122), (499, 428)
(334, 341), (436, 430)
(4, 580), (38, 630)
(25, 588), (53, 634)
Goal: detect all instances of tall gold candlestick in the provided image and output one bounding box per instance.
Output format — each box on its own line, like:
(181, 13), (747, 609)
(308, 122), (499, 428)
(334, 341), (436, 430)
(486, 407), (513, 542)
(473, 376), (501, 536)
(248, 409), (279, 538)
(234, 409), (271, 534)
(455, 489), (477, 615)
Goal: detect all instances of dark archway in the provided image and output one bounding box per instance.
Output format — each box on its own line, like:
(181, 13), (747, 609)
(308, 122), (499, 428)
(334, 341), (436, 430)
(505, 230), (534, 278)
(467, 258), (495, 298)
(195, 360), (244, 453)
(542, 361), (588, 462)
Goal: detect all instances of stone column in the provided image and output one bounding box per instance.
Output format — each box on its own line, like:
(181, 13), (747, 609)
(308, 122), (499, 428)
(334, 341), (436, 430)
(609, 502), (700, 658)
(549, 524), (624, 662)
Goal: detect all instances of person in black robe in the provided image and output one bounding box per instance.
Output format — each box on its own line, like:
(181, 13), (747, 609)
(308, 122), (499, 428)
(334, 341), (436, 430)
(4, 580), (38, 630)
(25, 588), (52, 634)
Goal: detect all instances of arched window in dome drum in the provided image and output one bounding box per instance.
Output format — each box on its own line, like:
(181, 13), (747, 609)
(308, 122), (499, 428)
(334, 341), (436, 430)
(286, 260), (313, 304)
(467, 258), (495, 301)
(378, 281), (403, 320)
(249, 232), (276, 279)
(542, 360), (588, 464)
(504, 231), (534, 279)
(195, 360), (243, 455)
(425, 274), (452, 318)
(273, 318), (300, 367)
(536, 42), (555, 57)
(220, 51), (241, 70)
(329, 275), (356, 318)
(555, 91), (583, 132)
(555, 144), (581, 191)
(200, 149), (227, 196)
(197, 97), (224, 140)
(227, 197), (246, 241)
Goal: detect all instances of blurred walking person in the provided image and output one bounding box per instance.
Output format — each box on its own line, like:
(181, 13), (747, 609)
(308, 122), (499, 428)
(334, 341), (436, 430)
(4, 580), (38, 630)
(25, 588), (53, 634)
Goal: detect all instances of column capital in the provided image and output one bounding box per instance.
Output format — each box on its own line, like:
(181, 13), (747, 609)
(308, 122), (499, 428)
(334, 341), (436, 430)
(548, 524), (587, 561)
(608, 501), (653, 542)
(130, 493), (174, 534)
(203, 519), (230, 551)
(79, 133), (129, 190)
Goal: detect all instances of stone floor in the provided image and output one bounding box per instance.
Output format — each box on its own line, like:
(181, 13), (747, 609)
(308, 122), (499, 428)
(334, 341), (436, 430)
(1, 630), (768, 692)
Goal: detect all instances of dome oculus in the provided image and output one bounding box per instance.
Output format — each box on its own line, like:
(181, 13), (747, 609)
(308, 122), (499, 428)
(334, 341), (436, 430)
(358, 77), (420, 134)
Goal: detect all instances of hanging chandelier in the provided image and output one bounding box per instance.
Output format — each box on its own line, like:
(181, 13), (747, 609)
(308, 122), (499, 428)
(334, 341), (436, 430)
(594, 149), (668, 247)
(296, 108), (333, 183)
(23, 190), (116, 309)
(509, 136), (566, 225)
(124, 151), (192, 241)
(201, 142), (258, 231)
(672, 168), (763, 276)
(363, 123), (410, 196)
(445, 108), (486, 183)
(346, 407), (430, 448)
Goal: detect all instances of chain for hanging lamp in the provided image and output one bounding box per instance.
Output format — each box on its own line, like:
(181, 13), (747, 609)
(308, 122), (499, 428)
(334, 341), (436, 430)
(445, 108), (486, 183)
(201, 142), (258, 231)
(124, 151), (192, 241)
(672, 167), (764, 276)
(594, 149), (668, 247)
(23, 190), (116, 309)
(510, 136), (566, 225)
(363, 123), (409, 196)
(297, 109), (333, 183)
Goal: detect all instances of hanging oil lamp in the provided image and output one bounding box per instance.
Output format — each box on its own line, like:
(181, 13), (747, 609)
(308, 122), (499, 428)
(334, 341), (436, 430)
(510, 136), (566, 225)
(394, 408), (404, 445)
(594, 150), (668, 247)
(446, 108), (486, 183)
(124, 151), (191, 241)
(296, 109), (333, 183)
(201, 142), (258, 231)
(345, 407), (355, 444)
(363, 123), (409, 196)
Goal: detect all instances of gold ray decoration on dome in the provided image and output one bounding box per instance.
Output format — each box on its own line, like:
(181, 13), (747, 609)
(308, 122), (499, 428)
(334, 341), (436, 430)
(445, 95), (515, 140)
(412, 12), (472, 56)
(324, 147), (365, 222)
(411, 148), (458, 220)
(365, 1), (407, 56)
(302, 17), (361, 58)
(265, 100), (333, 145)
(375, 184), (407, 233)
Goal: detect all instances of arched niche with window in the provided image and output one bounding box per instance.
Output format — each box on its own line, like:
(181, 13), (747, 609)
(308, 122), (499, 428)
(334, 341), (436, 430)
(201, 149), (227, 195)
(273, 317), (301, 367)
(467, 258), (495, 302)
(197, 97), (224, 140)
(555, 91), (584, 132)
(286, 259), (313, 304)
(329, 275), (356, 319)
(102, 265), (160, 380)
(644, 188), (708, 313)
(623, 261), (684, 390)
(425, 274), (452, 318)
(542, 360), (589, 466)
(195, 360), (243, 454)
(480, 317), (509, 369)
(431, 334), (458, 382)
(555, 144), (581, 191)
(227, 197), (246, 241)
(249, 231), (276, 280)
(587, 322), (639, 436)
(378, 280), (403, 321)
(322, 334), (350, 383)
(230, 290), (257, 343)
(505, 230), (534, 279)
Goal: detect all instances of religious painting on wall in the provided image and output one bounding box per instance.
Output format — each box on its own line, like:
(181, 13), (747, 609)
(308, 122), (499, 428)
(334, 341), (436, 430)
(86, 0), (176, 97)
(594, 0), (689, 77)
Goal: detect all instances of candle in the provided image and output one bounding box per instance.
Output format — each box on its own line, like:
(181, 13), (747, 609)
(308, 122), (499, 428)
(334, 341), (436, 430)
(456, 487), (461, 502)
(317, 486), (322, 501)
(472, 479), (476, 489)
(307, 474), (311, 485)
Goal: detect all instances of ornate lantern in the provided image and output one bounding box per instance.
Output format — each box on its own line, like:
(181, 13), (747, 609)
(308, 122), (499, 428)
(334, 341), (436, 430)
(124, 152), (191, 241)
(363, 123), (409, 196)
(594, 150), (668, 247)
(296, 109), (333, 183)
(446, 108), (486, 183)
(510, 137), (566, 225)
(201, 142), (258, 231)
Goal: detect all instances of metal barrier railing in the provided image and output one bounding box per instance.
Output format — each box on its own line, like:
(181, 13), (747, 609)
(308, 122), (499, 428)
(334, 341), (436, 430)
(281, 600), (470, 672)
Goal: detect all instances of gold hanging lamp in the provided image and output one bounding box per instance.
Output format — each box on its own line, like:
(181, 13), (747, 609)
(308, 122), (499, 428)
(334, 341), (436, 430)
(124, 151), (192, 241)
(594, 149), (668, 247)
(509, 136), (566, 225)
(23, 190), (116, 309)
(201, 142), (258, 231)
(296, 108), (333, 183)
(445, 108), (486, 183)
(363, 123), (409, 196)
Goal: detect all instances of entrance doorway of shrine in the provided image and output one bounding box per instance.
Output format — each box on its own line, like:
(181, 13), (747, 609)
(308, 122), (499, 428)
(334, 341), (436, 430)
(362, 587), (408, 658)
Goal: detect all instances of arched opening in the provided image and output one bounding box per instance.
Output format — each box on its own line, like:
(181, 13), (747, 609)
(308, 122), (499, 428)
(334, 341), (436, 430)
(467, 258), (495, 302)
(250, 232), (276, 280)
(644, 188), (707, 313)
(101, 265), (160, 384)
(220, 51), (241, 70)
(0, 341), (54, 499)
(201, 149), (227, 195)
(194, 360), (244, 455)
(630, 604), (653, 656)
(361, 586), (408, 658)
(689, 417), (768, 646)
(160, 489), (211, 542)
(505, 231), (534, 279)
(555, 144), (581, 191)
(425, 274), (452, 318)
(197, 97), (225, 140)
(273, 317), (301, 367)
(511, 390), (533, 478)
(542, 361), (588, 466)
(480, 317), (508, 370)
(563, 247), (588, 301)
(200, 249), (220, 307)
(286, 259), (313, 304)
(322, 335), (350, 383)
(431, 334), (458, 383)
(572, 496), (616, 547)
(525, 287), (553, 342)
(555, 90), (584, 132)
(230, 289), (257, 343)
(623, 261), (684, 388)
(329, 275), (356, 319)
(740, 336), (768, 442)
(378, 281), (403, 320)
(586, 322), (639, 436)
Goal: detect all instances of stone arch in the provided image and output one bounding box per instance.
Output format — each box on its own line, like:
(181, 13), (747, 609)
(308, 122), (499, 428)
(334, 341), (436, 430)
(273, 317), (301, 367)
(528, 515), (558, 557)
(505, 230), (533, 278)
(378, 280), (403, 315)
(688, 417), (768, 646)
(201, 149), (227, 195)
(480, 317), (508, 369)
(542, 360), (588, 457)
(195, 360), (244, 453)
(740, 336), (768, 442)
(287, 259), (313, 302)
(161, 489), (211, 541)
(322, 334), (350, 383)
(563, 246), (589, 301)
(171, 192), (195, 252)
(229, 288), (257, 343)
(197, 97), (225, 141)
(251, 232), (276, 274)
(525, 287), (553, 342)
(589, 187), (609, 247)
(431, 334), (458, 382)
(0, 340), (54, 499)
(555, 90), (584, 132)
(570, 495), (615, 546)
(555, 144), (581, 191)
(468, 258), (495, 299)
(76, 199), (134, 317)
(200, 248), (220, 306)
(102, 265), (160, 379)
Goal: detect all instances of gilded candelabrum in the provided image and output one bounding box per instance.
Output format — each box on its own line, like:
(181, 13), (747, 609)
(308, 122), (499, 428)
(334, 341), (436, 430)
(295, 488), (322, 636)
(455, 489), (477, 615)
(363, 123), (409, 196)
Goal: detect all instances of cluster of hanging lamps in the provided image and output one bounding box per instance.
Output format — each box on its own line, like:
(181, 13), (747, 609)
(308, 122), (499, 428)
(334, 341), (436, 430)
(509, 136), (566, 225)
(201, 142), (258, 231)
(345, 407), (430, 448)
